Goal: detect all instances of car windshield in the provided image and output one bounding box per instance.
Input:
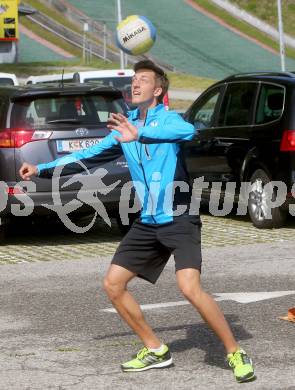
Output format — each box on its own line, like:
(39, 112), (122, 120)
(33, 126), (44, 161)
(11, 94), (126, 128)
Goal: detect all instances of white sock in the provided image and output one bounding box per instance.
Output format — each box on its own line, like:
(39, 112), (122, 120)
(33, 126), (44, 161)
(148, 344), (165, 353)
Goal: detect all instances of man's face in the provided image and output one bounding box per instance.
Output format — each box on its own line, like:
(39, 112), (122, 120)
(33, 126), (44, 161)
(131, 69), (162, 106)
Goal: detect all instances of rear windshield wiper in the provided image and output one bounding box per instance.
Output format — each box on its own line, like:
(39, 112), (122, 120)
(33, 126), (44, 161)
(47, 119), (81, 124)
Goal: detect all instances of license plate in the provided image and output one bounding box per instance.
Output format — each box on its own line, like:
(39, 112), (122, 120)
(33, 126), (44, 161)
(56, 138), (102, 152)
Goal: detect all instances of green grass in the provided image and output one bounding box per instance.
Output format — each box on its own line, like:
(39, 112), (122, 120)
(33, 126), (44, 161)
(193, 0), (295, 59)
(231, 0), (295, 37)
(168, 72), (215, 90)
(0, 59), (123, 77)
(22, 0), (82, 35)
(22, 0), (116, 52)
(20, 17), (81, 57)
(169, 99), (193, 111)
(20, 1), (114, 60)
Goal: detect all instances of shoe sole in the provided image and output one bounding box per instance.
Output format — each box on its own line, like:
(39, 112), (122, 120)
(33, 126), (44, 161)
(237, 372), (256, 383)
(121, 357), (173, 372)
(230, 356), (255, 383)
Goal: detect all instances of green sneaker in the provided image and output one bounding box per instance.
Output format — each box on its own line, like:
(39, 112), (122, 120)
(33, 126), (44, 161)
(227, 348), (255, 383)
(121, 345), (173, 372)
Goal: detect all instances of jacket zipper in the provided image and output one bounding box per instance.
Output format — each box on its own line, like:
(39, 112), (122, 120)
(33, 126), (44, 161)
(144, 144), (151, 160)
(136, 115), (157, 223)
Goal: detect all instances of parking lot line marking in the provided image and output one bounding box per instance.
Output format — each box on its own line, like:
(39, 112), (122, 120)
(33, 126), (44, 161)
(100, 291), (295, 313)
(214, 291), (295, 303)
(101, 300), (189, 313)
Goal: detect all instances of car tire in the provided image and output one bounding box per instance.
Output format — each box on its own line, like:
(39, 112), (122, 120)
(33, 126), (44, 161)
(248, 169), (287, 229)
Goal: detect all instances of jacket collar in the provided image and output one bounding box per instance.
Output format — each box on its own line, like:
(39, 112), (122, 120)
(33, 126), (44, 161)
(128, 104), (165, 121)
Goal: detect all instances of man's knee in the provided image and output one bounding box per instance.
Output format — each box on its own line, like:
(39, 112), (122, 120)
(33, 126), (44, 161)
(103, 275), (126, 301)
(177, 269), (202, 301)
(180, 283), (202, 301)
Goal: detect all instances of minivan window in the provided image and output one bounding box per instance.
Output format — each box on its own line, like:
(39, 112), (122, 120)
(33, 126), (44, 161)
(255, 84), (284, 124)
(218, 82), (257, 127)
(11, 95), (125, 128)
(190, 87), (221, 129)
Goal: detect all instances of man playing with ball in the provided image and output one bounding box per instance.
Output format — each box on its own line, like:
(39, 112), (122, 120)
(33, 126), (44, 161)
(19, 60), (255, 383)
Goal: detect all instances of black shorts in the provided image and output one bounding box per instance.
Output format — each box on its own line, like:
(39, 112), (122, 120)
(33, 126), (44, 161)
(112, 214), (202, 284)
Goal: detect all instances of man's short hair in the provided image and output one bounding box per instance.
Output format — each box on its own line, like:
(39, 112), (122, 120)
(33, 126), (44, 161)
(133, 60), (169, 103)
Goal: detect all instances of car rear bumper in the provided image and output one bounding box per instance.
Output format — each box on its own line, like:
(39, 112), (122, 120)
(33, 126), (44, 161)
(0, 187), (134, 219)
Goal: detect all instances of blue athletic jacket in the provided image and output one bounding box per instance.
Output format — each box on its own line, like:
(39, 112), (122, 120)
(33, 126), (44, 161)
(37, 104), (195, 224)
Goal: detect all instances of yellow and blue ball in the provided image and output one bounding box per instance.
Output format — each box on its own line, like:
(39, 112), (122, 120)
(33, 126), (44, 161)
(116, 15), (156, 56)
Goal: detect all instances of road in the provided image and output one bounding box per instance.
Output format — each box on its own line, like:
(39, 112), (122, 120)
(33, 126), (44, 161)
(0, 215), (294, 389)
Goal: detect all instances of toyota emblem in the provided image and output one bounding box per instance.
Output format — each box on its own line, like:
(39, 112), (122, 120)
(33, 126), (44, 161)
(75, 128), (89, 136)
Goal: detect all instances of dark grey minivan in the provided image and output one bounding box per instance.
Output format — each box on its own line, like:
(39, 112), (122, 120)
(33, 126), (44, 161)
(183, 72), (295, 229)
(0, 83), (131, 241)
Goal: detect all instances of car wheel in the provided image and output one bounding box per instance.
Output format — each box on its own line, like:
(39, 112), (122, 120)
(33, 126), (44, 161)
(248, 169), (287, 229)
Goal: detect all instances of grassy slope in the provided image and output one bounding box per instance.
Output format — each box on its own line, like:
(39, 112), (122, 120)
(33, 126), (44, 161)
(18, 0), (216, 90)
(193, 0), (295, 59)
(2, 0), (217, 91)
(168, 72), (214, 90)
(0, 60), (121, 77)
(20, 0), (116, 56)
(231, 0), (295, 37)
(20, 17), (81, 57)
(20, 0), (81, 57)
(23, 0), (82, 35)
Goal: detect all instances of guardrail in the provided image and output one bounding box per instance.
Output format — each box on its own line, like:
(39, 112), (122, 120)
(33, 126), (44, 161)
(26, 13), (114, 62)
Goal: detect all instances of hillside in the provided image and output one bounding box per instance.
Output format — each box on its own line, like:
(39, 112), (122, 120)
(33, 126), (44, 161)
(6, 0), (295, 82)
(65, 0), (295, 78)
(231, 0), (295, 37)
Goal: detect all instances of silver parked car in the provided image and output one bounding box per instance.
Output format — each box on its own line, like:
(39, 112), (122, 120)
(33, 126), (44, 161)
(0, 83), (131, 242)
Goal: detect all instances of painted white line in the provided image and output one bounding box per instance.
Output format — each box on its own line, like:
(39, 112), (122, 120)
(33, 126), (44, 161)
(214, 291), (295, 303)
(100, 291), (295, 313)
(101, 300), (189, 313)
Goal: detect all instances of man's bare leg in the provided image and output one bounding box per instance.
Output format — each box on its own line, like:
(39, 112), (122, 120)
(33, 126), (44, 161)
(176, 268), (238, 353)
(103, 264), (162, 348)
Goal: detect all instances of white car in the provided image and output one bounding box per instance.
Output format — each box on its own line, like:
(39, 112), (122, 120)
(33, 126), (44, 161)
(26, 69), (134, 105)
(26, 69), (169, 108)
(0, 72), (19, 86)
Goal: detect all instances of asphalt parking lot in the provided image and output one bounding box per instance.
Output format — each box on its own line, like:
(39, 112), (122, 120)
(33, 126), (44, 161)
(0, 221), (295, 390)
(0, 213), (295, 390)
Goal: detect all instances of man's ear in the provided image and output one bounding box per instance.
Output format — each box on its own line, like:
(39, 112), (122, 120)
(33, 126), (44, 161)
(154, 87), (162, 98)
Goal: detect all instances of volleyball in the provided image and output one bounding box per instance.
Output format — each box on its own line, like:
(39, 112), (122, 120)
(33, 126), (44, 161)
(116, 15), (156, 55)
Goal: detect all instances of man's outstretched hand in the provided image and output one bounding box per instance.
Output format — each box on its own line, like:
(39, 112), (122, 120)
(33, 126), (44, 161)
(19, 163), (38, 181)
(107, 113), (139, 143)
